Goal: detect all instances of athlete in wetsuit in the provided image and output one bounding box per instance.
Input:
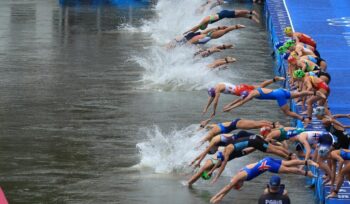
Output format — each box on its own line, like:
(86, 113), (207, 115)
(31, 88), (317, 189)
(198, 118), (273, 146)
(261, 126), (305, 143)
(210, 156), (318, 203)
(223, 86), (326, 124)
(315, 106), (350, 149)
(284, 27), (317, 48)
(185, 9), (259, 34)
(202, 76), (285, 120)
(189, 24), (245, 45)
(293, 70), (330, 126)
(191, 131), (256, 168)
(186, 145), (255, 186)
(209, 134), (291, 184)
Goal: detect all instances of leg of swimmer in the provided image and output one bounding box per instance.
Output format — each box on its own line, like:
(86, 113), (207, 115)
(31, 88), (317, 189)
(266, 145), (288, 158)
(334, 165), (350, 194)
(306, 96), (321, 118)
(278, 165), (311, 176)
(273, 145), (290, 155)
(187, 160), (214, 186)
(280, 104), (303, 120)
(210, 25), (245, 39)
(185, 16), (211, 34)
(200, 127), (220, 144)
(236, 119), (272, 129)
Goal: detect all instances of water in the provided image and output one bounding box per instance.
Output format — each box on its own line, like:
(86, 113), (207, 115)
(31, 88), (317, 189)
(0, 0), (314, 203)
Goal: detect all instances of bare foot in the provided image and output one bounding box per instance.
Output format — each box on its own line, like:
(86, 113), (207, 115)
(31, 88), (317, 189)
(252, 10), (260, 18)
(251, 15), (260, 24)
(326, 192), (338, 199)
(274, 76), (286, 81)
(236, 24), (246, 29)
(199, 119), (211, 129)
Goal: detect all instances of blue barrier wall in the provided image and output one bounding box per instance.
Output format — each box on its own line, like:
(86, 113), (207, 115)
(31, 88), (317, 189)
(265, 0), (350, 203)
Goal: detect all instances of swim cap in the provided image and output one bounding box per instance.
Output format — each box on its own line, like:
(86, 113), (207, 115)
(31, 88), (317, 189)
(319, 132), (334, 146)
(284, 39), (296, 49)
(240, 91), (249, 99)
(208, 87), (216, 97)
(260, 126), (271, 136)
(284, 27), (293, 35)
(201, 171), (211, 180)
(217, 151), (224, 161)
(293, 69), (305, 79)
(314, 106), (325, 116)
(277, 45), (287, 54)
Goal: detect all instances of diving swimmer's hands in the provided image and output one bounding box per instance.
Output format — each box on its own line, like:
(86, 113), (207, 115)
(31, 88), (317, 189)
(199, 118), (211, 129)
(235, 24), (246, 29)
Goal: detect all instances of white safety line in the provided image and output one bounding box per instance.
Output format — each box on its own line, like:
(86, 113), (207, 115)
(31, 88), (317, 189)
(283, 0), (295, 32)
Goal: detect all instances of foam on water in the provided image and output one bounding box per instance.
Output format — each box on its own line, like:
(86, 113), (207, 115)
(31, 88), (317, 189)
(135, 125), (245, 176)
(128, 0), (236, 91)
(136, 125), (203, 173)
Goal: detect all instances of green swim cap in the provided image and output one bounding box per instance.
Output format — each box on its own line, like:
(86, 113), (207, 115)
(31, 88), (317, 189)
(277, 45), (287, 54)
(284, 40), (296, 49)
(293, 69), (305, 78)
(201, 171), (211, 180)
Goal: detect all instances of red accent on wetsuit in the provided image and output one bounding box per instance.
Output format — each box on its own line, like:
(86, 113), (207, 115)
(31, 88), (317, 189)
(258, 161), (271, 171)
(234, 84), (255, 96)
(310, 76), (330, 93)
(297, 32), (316, 48)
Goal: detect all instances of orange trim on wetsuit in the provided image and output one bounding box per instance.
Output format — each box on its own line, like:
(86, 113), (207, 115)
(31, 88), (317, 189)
(234, 84), (255, 96)
(309, 76), (330, 93)
(297, 32), (316, 48)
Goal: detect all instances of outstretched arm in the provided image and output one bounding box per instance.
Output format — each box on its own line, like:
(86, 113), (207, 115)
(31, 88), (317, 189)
(223, 98), (242, 110)
(203, 96), (214, 115)
(333, 114), (350, 119)
(191, 139), (218, 167)
(210, 91), (221, 118)
(223, 91), (258, 112)
(299, 135), (311, 160)
(211, 146), (233, 184)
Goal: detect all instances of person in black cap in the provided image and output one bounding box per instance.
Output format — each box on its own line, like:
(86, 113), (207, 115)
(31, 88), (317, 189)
(258, 175), (290, 204)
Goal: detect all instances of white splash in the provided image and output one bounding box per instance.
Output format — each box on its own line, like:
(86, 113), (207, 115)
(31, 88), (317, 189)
(136, 125), (202, 173)
(135, 125), (248, 177)
(129, 0), (237, 91)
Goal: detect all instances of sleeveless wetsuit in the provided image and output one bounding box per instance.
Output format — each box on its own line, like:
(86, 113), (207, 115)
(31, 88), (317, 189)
(221, 82), (237, 95)
(325, 124), (349, 149)
(277, 128), (305, 142)
(217, 10), (236, 20)
(233, 135), (269, 153)
(256, 88), (291, 107)
(309, 76), (330, 92)
(234, 84), (255, 96)
(217, 118), (241, 134)
(297, 33), (316, 48)
(241, 157), (282, 181)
